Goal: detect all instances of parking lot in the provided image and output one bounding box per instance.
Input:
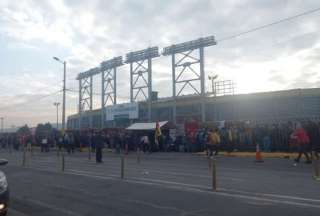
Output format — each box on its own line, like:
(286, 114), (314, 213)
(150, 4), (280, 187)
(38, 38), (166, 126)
(1, 149), (319, 215)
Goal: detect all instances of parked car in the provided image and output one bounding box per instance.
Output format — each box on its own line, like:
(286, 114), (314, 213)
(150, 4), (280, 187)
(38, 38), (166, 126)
(0, 159), (9, 216)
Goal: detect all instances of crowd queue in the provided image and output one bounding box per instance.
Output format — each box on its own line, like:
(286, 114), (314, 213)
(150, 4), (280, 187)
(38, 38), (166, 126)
(0, 120), (319, 163)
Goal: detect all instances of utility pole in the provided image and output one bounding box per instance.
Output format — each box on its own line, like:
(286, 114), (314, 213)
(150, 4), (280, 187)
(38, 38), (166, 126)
(53, 102), (60, 130)
(63, 61), (66, 132)
(53, 57), (67, 133)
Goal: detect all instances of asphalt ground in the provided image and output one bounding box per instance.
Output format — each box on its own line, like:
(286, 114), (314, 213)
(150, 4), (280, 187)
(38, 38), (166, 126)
(0, 149), (319, 216)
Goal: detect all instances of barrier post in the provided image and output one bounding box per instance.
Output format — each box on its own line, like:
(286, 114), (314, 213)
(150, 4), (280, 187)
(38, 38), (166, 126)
(9, 143), (12, 154)
(137, 148), (141, 164)
(57, 144), (60, 157)
(312, 151), (320, 180)
(22, 145), (26, 167)
(121, 155), (125, 179)
(211, 158), (217, 191)
(62, 152), (65, 172)
(88, 145), (92, 160)
(30, 143), (33, 157)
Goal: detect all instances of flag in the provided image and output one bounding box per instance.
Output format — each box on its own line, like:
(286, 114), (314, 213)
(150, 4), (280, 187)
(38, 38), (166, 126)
(155, 121), (162, 137)
(155, 121), (162, 146)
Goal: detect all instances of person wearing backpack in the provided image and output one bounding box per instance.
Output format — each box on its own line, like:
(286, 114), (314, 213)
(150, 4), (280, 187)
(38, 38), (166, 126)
(291, 122), (311, 164)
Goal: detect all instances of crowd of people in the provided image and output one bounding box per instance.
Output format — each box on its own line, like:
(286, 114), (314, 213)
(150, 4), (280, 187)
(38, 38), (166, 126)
(200, 120), (320, 163)
(0, 120), (320, 164)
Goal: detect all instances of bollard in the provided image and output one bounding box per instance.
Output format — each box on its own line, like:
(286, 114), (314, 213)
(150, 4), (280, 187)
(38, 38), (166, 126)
(121, 155), (125, 179)
(312, 151), (320, 180)
(211, 158), (217, 191)
(22, 145), (26, 167)
(30, 143), (33, 157)
(88, 145), (92, 161)
(62, 153), (65, 172)
(137, 148), (141, 164)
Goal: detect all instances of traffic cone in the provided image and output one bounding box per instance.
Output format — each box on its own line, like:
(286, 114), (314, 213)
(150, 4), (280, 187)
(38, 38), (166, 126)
(255, 144), (264, 163)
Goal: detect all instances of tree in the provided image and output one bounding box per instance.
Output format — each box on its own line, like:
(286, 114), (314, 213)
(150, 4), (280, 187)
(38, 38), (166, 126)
(17, 125), (31, 136)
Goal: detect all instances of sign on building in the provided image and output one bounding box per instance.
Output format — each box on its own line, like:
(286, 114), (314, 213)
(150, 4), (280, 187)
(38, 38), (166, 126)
(105, 102), (139, 121)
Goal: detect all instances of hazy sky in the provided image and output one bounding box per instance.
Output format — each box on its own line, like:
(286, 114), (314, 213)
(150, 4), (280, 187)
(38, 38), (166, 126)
(1, 0), (320, 127)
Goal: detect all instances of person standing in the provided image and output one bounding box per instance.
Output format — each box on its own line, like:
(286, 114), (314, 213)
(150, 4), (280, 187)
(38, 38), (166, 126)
(253, 125), (264, 152)
(140, 135), (150, 153)
(94, 131), (104, 163)
(41, 136), (48, 153)
(305, 121), (320, 160)
(291, 123), (311, 164)
(63, 133), (70, 154)
(226, 125), (233, 154)
(207, 128), (221, 156)
(69, 133), (75, 154)
(114, 132), (122, 154)
(263, 129), (271, 152)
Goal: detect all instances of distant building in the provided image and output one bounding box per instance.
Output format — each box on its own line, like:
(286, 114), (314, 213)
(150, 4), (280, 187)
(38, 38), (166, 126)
(67, 88), (320, 130)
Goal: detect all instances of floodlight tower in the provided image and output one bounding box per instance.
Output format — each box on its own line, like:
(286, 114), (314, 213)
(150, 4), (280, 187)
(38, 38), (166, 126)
(163, 36), (217, 123)
(77, 67), (100, 129)
(100, 56), (123, 127)
(125, 47), (159, 122)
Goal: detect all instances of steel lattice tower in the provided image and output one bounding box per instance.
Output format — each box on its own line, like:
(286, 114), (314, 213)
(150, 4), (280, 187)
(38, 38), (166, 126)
(77, 67), (100, 128)
(125, 47), (159, 121)
(100, 56), (123, 127)
(163, 36), (217, 123)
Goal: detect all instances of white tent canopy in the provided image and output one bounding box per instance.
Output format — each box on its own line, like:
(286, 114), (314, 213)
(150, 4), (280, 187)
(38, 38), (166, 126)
(126, 121), (168, 130)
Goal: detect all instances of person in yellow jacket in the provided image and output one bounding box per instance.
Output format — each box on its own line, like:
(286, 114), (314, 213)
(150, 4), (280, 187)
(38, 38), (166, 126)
(207, 128), (221, 156)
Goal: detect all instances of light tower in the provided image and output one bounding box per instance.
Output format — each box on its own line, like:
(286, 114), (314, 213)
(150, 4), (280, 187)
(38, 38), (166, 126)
(125, 47), (159, 122)
(77, 67), (100, 129)
(163, 36), (217, 123)
(100, 56), (123, 127)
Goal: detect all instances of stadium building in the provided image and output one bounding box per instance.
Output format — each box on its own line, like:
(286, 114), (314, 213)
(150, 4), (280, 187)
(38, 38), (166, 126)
(67, 88), (320, 130)
(67, 36), (320, 131)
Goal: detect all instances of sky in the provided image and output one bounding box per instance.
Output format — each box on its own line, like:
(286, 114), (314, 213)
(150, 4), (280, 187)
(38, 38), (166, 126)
(1, 0), (320, 128)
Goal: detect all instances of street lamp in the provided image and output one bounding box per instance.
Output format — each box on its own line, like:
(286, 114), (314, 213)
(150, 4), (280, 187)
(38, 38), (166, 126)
(53, 57), (67, 133)
(208, 75), (218, 97)
(53, 102), (60, 130)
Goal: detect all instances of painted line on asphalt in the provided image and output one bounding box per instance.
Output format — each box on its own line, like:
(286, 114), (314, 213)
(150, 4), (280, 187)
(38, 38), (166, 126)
(68, 169), (119, 178)
(20, 164), (317, 204)
(8, 208), (29, 216)
(10, 153), (311, 177)
(65, 164), (244, 182)
(219, 188), (320, 203)
(26, 159), (244, 182)
(23, 166), (320, 209)
(12, 196), (81, 216)
(68, 170), (320, 209)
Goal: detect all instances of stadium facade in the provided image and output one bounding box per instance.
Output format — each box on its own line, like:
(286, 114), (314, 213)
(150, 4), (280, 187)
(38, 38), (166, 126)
(67, 88), (320, 130)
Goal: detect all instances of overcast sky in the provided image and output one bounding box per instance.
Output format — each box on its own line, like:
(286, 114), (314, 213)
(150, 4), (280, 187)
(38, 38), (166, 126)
(1, 0), (320, 127)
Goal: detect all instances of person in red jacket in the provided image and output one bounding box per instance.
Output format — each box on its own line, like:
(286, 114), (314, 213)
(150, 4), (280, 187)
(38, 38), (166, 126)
(291, 122), (311, 164)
